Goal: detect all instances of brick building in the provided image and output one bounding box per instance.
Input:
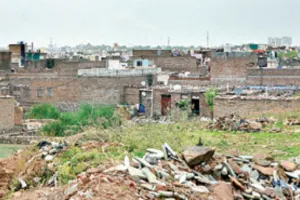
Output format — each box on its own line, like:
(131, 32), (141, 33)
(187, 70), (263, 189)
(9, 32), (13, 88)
(0, 51), (11, 71)
(124, 86), (210, 118)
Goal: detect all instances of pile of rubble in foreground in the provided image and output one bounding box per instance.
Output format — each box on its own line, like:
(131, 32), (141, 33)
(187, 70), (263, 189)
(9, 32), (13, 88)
(207, 115), (270, 132)
(61, 143), (300, 200)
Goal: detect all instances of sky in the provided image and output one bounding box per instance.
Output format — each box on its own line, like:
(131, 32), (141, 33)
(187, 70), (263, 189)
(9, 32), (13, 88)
(0, 0), (299, 47)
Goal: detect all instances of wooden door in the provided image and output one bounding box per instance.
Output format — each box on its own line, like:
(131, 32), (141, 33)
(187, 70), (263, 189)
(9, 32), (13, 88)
(161, 95), (171, 116)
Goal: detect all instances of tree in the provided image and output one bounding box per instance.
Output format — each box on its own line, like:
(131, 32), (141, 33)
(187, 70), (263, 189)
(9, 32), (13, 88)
(204, 88), (218, 120)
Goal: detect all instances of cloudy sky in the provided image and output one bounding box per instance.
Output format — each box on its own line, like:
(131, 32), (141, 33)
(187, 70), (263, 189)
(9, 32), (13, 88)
(0, 0), (299, 47)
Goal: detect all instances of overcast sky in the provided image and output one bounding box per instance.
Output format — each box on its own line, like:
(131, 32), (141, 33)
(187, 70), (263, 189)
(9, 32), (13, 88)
(0, 0), (299, 47)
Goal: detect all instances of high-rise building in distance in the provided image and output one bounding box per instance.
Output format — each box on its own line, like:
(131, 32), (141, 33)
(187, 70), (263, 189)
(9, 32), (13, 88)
(268, 36), (292, 47)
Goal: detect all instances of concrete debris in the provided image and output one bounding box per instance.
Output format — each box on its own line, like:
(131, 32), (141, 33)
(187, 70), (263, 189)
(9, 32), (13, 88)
(182, 146), (215, 166)
(18, 178), (27, 189)
(281, 161), (297, 171)
(208, 114), (268, 132)
(5, 141), (300, 200)
(69, 142), (299, 200)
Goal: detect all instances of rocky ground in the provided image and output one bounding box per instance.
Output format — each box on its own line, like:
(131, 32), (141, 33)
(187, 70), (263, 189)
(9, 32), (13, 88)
(0, 115), (300, 200)
(1, 140), (300, 200)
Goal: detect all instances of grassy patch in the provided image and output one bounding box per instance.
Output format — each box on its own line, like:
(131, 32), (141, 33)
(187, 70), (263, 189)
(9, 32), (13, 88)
(26, 104), (119, 136)
(26, 104), (60, 119)
(54, 119), (300, 184)
(81, 121), (300, 160)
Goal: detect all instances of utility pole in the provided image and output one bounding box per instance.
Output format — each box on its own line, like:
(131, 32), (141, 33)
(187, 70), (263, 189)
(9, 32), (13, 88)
(206, 31), (209, 48)
(167, 36), (170, 46)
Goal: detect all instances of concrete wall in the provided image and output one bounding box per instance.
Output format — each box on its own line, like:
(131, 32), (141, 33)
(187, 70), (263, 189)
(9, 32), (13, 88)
(0, 51), (11, 71)
(211, 52), (257, 87)
(0, 97), (15, 130)
(214, 96), (300, 118)
(246, 68), (300, 86)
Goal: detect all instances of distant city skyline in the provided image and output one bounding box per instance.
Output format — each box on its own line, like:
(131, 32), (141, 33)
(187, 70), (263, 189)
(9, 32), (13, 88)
(1, 0), (300, 47)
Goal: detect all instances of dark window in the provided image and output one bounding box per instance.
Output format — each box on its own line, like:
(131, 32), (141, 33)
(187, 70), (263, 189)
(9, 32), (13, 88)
(137, 60), (143, 66)
(46, 88), (53, 97)
(37, 88), (43, 97)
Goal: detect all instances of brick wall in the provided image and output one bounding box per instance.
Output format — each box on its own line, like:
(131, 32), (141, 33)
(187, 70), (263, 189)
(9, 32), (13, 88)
(19, 60), (106, 76)
(214, 96), (300, 118)
(0, 51), (11, 71)
(0, 97), (15, 130)
(156, 57), (199, 72)
(124, 87), (140, 105)
(8, 75), (78, 106)
(132, 50), (172, 57)
(168, 79), (211, 87)
(57, 61), (106, 77)
(199, 93), (210, 117)
(8, 45), (21, 54)
(78, 76), (156, 105)
(246, 68), (300, 86)
(211, 52), (257, 87)
(14, 106), (23, 126)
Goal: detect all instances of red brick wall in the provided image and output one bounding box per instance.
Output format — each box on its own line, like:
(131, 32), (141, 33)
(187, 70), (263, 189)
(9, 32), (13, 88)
(210, 53), (257, 87)
(214, 96), (300, 118)
(246, 68), (300, 86)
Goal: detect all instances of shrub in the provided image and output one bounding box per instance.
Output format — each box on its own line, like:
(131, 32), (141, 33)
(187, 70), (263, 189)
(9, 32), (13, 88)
(26, 104), (60, 119)
(204, 87), (218, 119)
(38, 104), (118, 136)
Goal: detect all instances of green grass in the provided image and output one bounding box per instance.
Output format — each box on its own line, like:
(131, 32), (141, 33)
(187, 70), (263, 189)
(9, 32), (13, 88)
(54, 121), (300, 183)
(26, 104), (118, 136)
(0, 144), (26, 158)
(80, 121), (300, 160)
(25, 104), (60, 119)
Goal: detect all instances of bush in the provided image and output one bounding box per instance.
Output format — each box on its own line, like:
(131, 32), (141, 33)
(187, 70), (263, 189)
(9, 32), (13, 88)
(26, 104), (60, 119)
(38, 104), (118, 136)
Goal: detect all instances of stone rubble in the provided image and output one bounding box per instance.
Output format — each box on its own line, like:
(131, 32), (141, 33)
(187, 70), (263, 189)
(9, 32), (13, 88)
(61, 143), (300, 200)
(207, 114), (268, 132)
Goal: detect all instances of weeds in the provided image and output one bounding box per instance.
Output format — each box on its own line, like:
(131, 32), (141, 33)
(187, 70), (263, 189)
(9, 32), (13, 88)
(26, 104), (60, 119)
(27, 104), (119, 136)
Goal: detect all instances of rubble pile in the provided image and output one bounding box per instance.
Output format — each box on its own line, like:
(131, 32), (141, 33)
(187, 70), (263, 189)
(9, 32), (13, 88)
(0, 159), (15, 198)
(208, 115), (269, 132)
(285, 117), (300, 126)
(11, 141), (67, 193)
(60, 143), (300, 200)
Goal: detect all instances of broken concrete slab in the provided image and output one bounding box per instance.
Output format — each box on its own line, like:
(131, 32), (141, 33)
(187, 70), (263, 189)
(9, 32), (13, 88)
(211, 182), (234, 200)
(252, 164), (275, 176)
(182, 146), (215, 166)
(280, 161), (296, 171)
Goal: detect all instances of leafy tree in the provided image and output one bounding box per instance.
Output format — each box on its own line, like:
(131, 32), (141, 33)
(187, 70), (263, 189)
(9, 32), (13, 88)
(204, 88), (218, 120)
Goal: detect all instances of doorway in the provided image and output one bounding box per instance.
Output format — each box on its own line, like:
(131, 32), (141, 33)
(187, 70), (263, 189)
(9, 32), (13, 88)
(191, 96), (200, 115)
(161, 94), (171, 116)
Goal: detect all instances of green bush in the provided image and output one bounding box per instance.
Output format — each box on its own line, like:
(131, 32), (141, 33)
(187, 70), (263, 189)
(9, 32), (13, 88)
(26, 104), (60, 119)
(37, 104), (117, 136)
